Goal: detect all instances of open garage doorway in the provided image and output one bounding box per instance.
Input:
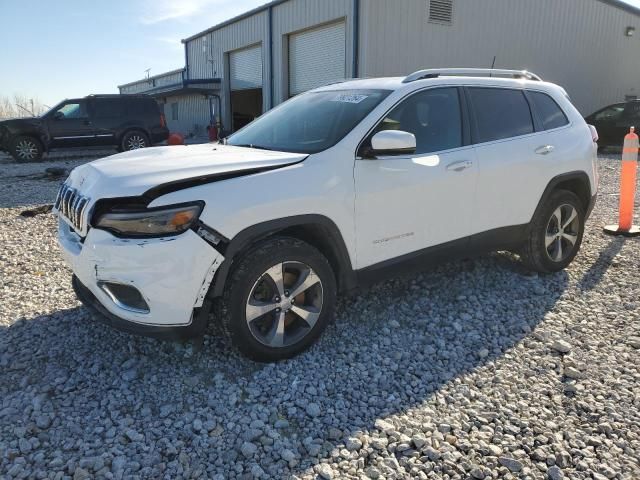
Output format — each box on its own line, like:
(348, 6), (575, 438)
(231, 88), (263, 131)
(229, 44), (263, 132)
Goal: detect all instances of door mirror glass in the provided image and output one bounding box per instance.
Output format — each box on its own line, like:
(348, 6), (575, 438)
(53, 111), (64, 120)
(370, 130), (416, 156)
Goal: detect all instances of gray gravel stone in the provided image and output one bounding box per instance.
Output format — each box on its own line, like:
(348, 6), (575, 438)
(314, 463), (334, 479)
(305, 403), (321, 417)
(547, 465), (563, 480)
(551, 339), (572, 353)
(241, 441), (258, 458)
(498, 456), (523, 472)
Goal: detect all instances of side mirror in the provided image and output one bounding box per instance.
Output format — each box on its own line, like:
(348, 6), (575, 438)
(53, 111), (64, 120)
(369, 130), (416, 157)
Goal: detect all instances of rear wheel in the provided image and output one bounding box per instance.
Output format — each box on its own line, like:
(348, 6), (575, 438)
(10, 136), (43, 162)
(520, 190), (585, 273)
(121, 130), (150, 151)
(218, 237), (337, 362)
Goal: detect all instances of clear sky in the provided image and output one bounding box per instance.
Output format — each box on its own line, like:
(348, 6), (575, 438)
(1, 0), (639, 107)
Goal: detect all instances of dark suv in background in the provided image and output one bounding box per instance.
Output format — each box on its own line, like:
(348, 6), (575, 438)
(585, 99), (640, 148)
(0, 94), (169, 161)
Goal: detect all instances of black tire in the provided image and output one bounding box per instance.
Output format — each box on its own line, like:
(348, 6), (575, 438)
(121, 130), (150, 151)
(10, 136), (43, 162)
(520, 189), (585, 273)
(218, 237), (337, 362)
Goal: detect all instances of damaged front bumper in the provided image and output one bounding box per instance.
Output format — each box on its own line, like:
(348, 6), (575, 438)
(58, 220), (224, 338)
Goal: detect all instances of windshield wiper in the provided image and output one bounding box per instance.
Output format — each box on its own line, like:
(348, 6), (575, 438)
(231, 144), (276, 151)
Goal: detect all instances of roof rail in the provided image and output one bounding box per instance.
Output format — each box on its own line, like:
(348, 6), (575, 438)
(402, 68), (542, 83)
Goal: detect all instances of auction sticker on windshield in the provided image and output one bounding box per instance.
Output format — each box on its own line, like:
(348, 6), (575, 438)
(332, 94), (369, 104)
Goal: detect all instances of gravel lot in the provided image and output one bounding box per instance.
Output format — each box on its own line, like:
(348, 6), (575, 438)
(0, 151), (639, 480)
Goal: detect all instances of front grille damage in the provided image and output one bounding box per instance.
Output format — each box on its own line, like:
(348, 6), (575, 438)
(54, 183), (90, 233)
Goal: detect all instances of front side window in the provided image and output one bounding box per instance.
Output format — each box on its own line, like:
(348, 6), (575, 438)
(468, 88), (534, 143)
(227, 89), (391, 154)
(370, 87), (462, 154)
(529, 91), (569, 130)
(55, 102), (87, 119)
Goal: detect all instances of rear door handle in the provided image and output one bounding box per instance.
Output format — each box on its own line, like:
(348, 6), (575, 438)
(535, 145), (555, 155)
(446, 160), (473, 172)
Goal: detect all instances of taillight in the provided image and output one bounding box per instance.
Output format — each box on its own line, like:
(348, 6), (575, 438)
(160, 113), (166, 128)
(588, 124), (599, 143)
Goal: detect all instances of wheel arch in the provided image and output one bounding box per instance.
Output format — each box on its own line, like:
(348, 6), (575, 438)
(118, 127), (151, 146)
(532, 171), (593, 223)
(208, 215), (356, 298)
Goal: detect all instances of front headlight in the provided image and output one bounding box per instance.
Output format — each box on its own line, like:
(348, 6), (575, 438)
(94, 202), (204, 237)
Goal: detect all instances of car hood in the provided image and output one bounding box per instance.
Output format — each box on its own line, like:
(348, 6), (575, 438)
(65, 143), (308, 200)
(0, 117), (42, 128)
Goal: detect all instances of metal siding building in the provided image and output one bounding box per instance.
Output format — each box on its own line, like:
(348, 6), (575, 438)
(359, 0), (640, 114)
(118, 69), (217, 138)
(120, 0), (640, 134)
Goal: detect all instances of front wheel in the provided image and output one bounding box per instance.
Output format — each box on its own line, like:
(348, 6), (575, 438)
(218, 237), (337, 362)
(520, 190), (585, 273)
(121, 131), (150, 151)
(10, 136), (43, 162)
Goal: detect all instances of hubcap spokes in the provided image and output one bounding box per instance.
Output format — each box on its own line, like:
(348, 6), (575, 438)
(545, 204), (579, 262)
(127, 136), (146, 149)
(16, 141), (37, 159)
(246, 262), (323, 348)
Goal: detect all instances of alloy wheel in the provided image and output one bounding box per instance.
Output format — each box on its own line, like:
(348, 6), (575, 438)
(545, 204), (580, 262)
(15, 139), (38, 160)
(126, 135), (146, 150)
(245, 261), (323, 348)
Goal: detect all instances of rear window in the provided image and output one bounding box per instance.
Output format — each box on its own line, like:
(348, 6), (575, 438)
(93, 99), (125, 118)
(623, 102), (640, 120)
(529, 91), (569, 130)
(468, 88), (534, 143)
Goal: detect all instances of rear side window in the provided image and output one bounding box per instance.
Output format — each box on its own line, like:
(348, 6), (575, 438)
(468, 88), (534, 143)
(93, 99), (125, 118)
(623, 102), (640, 120)
(529, 91), (569, 130)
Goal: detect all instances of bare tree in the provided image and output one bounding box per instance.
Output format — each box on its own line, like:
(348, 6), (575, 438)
(0, 94), (47, 119)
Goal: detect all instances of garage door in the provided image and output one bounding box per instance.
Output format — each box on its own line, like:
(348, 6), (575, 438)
(289, 22), (346, 96)
(229, 45), (263, 91)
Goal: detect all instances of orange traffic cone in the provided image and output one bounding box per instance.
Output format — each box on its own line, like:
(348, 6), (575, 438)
(604, 127), (640, 236)
(167, 133), (185, 146)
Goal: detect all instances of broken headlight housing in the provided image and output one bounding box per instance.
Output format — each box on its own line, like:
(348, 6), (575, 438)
(94, 202), (204, 238)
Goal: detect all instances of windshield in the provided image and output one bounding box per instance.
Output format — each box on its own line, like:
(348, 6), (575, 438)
(42, 101), (65, 118)
(227, 89), (391, 154)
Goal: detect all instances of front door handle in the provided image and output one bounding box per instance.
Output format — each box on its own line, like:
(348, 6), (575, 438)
(446, 160), (473, 172)
(535, 145), (555, 155)
(83, 120), (92, 126)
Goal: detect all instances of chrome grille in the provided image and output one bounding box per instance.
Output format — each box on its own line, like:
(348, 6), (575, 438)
(54, 183), (90, 234)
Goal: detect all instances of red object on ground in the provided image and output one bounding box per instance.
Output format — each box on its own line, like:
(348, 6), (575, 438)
(167, 133), (185, 146)
(208, 125), (218, 142)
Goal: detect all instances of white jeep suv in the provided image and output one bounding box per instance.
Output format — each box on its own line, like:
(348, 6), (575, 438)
(55, 69), (599, 361)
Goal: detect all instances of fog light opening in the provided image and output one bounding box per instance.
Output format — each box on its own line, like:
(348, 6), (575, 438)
(98, 281), (150, 314)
